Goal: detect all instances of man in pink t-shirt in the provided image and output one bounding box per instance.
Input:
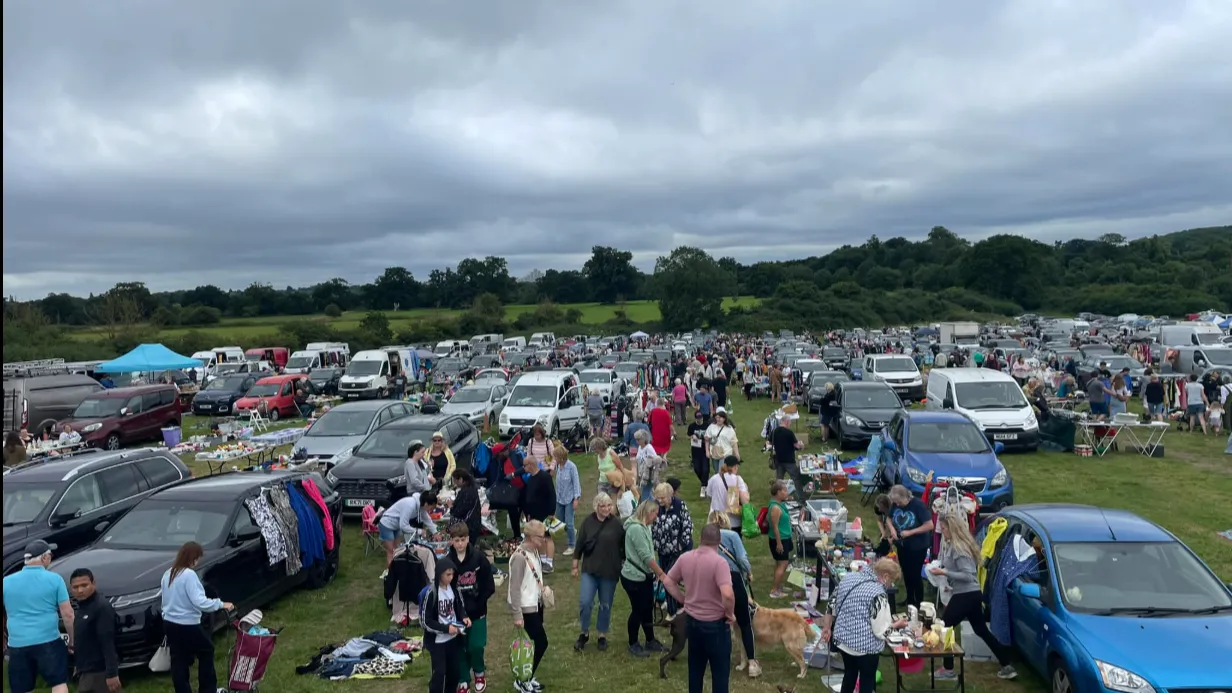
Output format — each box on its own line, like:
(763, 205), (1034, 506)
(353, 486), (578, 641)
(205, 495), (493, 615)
(671, 379), (690, 425)
(663, 525), (735, 693)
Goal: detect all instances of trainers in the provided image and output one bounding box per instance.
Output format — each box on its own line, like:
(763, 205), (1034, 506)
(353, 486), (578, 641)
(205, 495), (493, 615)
(997, 666), (1018, 680)
(700, 488), (707, 498)
(748, 660), (762, 678)
(574, 633), (589, 652)
(596, 637), (608, 652)
(528, 679), (544, 692)
(541, 561), (554, 574)
(628, 643), (649, 658)
(645, 640), (667, 653)
(513, 681), (532, 693)
(935, 669), (957, 680)
(473, 674), (487, 692)
(457, 684), (469, 693)
(562, 547), (574, 556)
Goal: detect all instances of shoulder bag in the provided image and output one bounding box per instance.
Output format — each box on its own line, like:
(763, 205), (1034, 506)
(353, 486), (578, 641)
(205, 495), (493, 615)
(826, 582), (856, 653)
(516, 548), (554, 609)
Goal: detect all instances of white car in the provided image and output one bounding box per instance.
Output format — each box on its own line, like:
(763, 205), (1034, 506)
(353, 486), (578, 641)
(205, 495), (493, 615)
(442, 384), (508, 427)
(579, 368), (625, 405)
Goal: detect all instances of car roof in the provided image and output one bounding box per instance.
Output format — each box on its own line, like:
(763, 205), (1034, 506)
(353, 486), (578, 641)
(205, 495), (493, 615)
(89, 384), (176, 398)
(839, 381), (893, 390)
(900, 410), (974, 425)
(253, 374), (302, 384)
(5, 448), (177, 483)
(581, 368), (614, 373)
(152, 470), (307, 501)
(513, 371), (572, 383)
(931, 368), (1016, 383)
(381, 413), (457, 429)
(1010, 504), (1174, 543)
(322, 399), (397, 412)
(456, 384), (495, 392)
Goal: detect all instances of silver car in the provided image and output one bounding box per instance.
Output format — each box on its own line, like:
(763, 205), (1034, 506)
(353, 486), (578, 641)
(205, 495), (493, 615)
(295, 400), (415, 464)
(442, 385), (508, 426)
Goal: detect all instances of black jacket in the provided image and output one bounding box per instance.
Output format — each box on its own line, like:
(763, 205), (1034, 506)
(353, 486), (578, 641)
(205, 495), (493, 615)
(520, 470), (555, 520)
(450, 484), (483, 539)
(421, 584), (468, 646)
(446, 547), (496, 619)
(72, 592), (120, 677)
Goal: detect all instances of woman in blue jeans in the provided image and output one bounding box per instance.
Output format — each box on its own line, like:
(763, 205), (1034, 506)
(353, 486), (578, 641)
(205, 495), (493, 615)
(571, 493), (626, 652)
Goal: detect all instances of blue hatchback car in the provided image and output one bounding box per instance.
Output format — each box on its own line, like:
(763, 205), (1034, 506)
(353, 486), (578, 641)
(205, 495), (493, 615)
(993, 505), (1232, 692)
(877, 410), (1014, 511)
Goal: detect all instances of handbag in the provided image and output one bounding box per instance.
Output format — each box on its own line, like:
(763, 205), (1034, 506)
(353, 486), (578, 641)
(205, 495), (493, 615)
(149, 637), (171, 672)
(488, 482), (519, 511)
(724, 475), (743, 515)
(827, 585), (856, 653)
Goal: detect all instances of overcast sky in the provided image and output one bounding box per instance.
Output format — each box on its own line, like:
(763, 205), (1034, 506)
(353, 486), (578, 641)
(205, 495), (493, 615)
(4, 1), (1231, 299)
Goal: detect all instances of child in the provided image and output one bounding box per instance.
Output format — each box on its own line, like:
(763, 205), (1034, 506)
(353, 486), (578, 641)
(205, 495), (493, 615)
(422, 557), (470, 693)
(687, 410), (709, 498)
(767, 481), (794, 599)
(447, 525), (495, 693)
(552, 446), (582, 556)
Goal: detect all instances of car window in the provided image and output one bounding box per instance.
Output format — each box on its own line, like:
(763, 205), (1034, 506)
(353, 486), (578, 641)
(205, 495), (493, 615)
(159, 388), (176, 406)
(143, 393), (161, 410)
(231, 504), (259, 537)
(891, 417), (905, 449)
(137, 457), (183, 488)
(377, 408), (396, 426)
(125, 395), (143, 414)
(58, 474), (105, 516)
(98, 464), (144, 504)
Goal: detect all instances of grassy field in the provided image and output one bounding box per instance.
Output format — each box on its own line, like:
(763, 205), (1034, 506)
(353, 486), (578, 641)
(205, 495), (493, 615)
(64, 297), (761, 343)
(33, 394), (1228, 693)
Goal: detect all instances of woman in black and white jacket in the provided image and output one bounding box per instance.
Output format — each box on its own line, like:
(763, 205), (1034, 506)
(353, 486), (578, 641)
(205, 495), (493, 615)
(422, 557), (470, 693)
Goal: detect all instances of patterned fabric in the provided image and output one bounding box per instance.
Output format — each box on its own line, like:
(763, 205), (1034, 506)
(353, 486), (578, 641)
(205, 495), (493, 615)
(989, 548), (1040, 645)
(350, 657), (405, 677)
(651, 497), (694, 557)
(245, 495), (287, 566)
(267, 485), (302, 575)
(829, 571), (889, 655)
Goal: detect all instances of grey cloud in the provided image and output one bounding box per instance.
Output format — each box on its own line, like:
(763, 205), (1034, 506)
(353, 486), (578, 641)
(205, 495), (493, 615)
(4, 0), (1232, 298)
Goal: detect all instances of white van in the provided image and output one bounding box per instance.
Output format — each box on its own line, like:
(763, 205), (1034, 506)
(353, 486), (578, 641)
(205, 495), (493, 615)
(211, 346), (245, 364)
(925, 369), (1039, 452)
(862, 354), (925, 402)
(338, 348), (414, 399)
(528, 332), (556, 348)
(285, 343), (350, 373)
(1159, 322), (1224, 347)
(435, 340), (470, 359)
(498, 370), (584, 438)
(502, 337), (527, 351)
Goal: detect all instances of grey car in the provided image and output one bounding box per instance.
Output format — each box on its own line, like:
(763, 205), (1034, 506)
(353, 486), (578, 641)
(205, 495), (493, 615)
(442, 384), (508, 426)
(3, 374), (104, 435)
(294, 400), (415, 462)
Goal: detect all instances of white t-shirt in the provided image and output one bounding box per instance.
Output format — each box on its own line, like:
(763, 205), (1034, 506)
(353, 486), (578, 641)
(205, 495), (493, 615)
(706, 472), (748, 516)
(617, 490), (636, 519)
(705, 424), (739, 460)
(433, 585), (459, 643)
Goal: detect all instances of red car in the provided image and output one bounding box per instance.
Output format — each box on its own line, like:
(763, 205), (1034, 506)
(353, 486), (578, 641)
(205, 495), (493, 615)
(234, 374), (308, 420)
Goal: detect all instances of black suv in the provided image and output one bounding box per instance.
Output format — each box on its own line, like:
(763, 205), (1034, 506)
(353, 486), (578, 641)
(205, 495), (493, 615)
(51, 470), (342, 668)
(828, 381), (906, 449)
(2, 448), (191, 574)
(191, 373), (259, 416)
(328, 413), (478, 513)
(307, 366), (344, 396)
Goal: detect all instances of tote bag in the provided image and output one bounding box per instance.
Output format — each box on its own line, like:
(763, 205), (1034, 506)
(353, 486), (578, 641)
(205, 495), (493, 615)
(509, 628), (536, 682)
(149, 637), (171, 672)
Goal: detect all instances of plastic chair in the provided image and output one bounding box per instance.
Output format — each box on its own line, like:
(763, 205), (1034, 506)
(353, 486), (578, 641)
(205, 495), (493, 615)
(360, 505), (381, 557)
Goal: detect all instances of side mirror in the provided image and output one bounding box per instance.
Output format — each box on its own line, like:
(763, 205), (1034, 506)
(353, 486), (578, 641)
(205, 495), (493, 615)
(882, 438), (897, 453)
(1017, 581), (1042, 600)
(51, 508), (80, 526)
(942, 398), (955, 410)
(993, 442), (1006, 455)
(232, 525), (262, 545)
(119, 407), (129, 417)
(93, 520), (111, 533)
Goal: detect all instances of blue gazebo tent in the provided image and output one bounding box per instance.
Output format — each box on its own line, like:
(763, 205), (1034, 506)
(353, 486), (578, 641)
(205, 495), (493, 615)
(95, 344), (204, 373)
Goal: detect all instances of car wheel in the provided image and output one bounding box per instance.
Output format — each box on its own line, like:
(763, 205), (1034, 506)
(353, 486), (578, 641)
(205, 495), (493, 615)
(105, 434), (121, 451)
(1050, 660), (1073, 693)
(551, 421), (560, 439)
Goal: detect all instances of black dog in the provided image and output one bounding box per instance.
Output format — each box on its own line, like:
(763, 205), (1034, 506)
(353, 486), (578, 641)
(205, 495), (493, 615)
(657, 613), (690, 679)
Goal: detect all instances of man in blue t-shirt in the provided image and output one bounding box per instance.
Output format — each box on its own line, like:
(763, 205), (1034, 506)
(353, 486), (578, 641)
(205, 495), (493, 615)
(3, 540), (74, 693)
(694, 383), (715, 426)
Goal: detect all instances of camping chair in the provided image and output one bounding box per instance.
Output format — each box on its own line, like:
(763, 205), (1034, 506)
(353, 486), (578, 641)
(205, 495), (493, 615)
(360, 505), (381, 557)
(859, 453), (889, 507)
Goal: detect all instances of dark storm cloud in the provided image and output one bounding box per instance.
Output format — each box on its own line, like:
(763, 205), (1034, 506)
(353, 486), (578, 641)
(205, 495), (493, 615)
(4, 0), (1231, 297)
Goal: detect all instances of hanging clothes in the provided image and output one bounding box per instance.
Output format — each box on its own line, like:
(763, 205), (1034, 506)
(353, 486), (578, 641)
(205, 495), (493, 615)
(988, 538), (1041, 646)
(301, 478), (336, 551)
(286, 482), (326, 569)
(978, 517), (1008, 590)
(267, 485), (302, 575)
(245, 495), (288, 567)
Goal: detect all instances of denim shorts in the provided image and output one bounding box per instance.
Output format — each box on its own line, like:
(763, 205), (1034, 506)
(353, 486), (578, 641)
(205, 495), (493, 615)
(379, 523), (399, 542)
(1187, 403), (1206, 417)
(7, 639), (69, 691)
(1147, 402), (1165, 416)
(1089, 401), (1109, 416)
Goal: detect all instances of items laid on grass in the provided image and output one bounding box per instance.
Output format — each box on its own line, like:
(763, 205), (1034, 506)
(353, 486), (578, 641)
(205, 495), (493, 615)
(295, 630), (420, 680)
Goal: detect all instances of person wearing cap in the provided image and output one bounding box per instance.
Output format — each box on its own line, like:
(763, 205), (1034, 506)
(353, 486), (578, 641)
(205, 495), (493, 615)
(3, 540), (74, 693)
(427, 432), (456, 490)
(68, 568), (121, 693)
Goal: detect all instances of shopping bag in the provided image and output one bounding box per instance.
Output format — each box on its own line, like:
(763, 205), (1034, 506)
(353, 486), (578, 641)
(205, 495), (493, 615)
(741, 503), (761, 538)
(509, 628), (535, 682)
(149, 638), (171, 672)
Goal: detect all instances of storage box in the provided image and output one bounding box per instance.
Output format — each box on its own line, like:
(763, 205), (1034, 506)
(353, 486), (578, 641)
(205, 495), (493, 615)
(960, 621), (995, 662)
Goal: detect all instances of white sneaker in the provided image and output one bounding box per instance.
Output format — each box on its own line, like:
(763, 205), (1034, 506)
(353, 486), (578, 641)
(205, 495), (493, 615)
(561, 547), (574, 556)
(700, 489), (707, 498)
(529, 679), (544, 692)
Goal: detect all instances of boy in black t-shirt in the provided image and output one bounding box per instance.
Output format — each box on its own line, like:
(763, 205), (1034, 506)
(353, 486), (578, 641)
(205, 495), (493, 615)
(768, 416), (806, 503)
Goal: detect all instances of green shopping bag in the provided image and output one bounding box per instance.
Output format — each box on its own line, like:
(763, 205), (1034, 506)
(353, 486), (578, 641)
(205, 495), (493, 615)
(741, 503), (760, 538)
(509, 628), (535, 682)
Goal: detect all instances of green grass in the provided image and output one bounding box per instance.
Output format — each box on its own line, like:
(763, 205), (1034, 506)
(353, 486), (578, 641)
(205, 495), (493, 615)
(63, 297), (761, 343)
(14, 399), (1228, 693)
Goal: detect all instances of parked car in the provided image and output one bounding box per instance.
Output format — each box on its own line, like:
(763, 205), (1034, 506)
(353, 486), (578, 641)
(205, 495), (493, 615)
(993, 504), (1231, 692)
(828, 381), (905, 448)
(295, 400), (415, 464)
(1075, 354), (1147, 390)
(234, 374), (309, 420)
(328, 414), (479, 512)
(442, 384), (508, 427)
(3, 373), (104, 436)
(307, 366), (345, 396)
(578, 368), (626, 406)
(821, 346), (850, 371)
(191, 374), (259, 417)
(878, 410), (1013, 511)
(2, 448), (190, 574)
(473, 368), (510, 385)
(806, 371), (851, 412)
(49, 470), (342, 668)
(59, 385), (182, 451)
(861, 354), (925, 402)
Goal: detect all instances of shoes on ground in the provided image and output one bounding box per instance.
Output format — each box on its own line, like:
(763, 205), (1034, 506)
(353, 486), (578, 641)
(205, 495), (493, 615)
(998, 666), (1018, 680)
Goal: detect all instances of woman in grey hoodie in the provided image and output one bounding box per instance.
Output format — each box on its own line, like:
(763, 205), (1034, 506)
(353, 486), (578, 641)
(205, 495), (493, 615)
(405, 441), (432, 496)
(929, 512), (1017, 681)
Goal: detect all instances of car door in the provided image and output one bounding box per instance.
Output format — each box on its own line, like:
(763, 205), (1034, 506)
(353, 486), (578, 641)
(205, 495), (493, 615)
(139, 392), (163, 439)
(560, 380), (584, 428)
(208, 502), (275, 611)
(48, 472), (110, 557)
(96, 462), (148, 531)
(886, 414), (906, 485)
(1005, 522), (1054, 671)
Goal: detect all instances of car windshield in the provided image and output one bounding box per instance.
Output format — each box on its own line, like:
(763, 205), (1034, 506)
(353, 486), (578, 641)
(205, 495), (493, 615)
(1053, 541), (1232, 613)
(955, 382), (1029, 409)
(581, 372), (611, 384)
(437, 359), (465, 371)
(508, 385), (558, 408)
(1102, 356), (1143, 370)
(2, 482), (58, 525)
(204, 376), (247, 392)
(908, 421), (990, 453)
(1196, 332), (1222, 345)
(99, 501), (232, 549)
(286, 356), (314, 369)
(843, 389), (901, 409)
(824, 348), (847, 358)
(796, 361), (824, 372)
(875, 357), (917, 372)
(214, 363), (243, 375)
(1201, 349), (1232, 366)
(474, 371), (504, 381)
(356, 427), (436, 457)
(307, 410), (377, 436)
(71, 396), (125, 419)
(308, 370), (336, 382)
(615, 364), (640, 374)
(347, 360), (383, 376)
(245, 383), (281, 398)
(450, 388), (491, 404)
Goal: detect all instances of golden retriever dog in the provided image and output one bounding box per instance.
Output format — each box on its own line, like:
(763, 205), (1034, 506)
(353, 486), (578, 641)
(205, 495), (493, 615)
(659, 601), (812, 679)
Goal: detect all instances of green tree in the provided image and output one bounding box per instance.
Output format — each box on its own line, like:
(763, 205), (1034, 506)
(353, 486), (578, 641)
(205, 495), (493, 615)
(358, 311), (393, 344)
(583, 246), (639, 304)
(652, 247), (730, 331)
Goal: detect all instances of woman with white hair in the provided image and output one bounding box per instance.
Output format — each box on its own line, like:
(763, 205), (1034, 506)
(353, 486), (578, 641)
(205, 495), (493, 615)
(571, 493), (626, 654)
(633, 428), (664, 502)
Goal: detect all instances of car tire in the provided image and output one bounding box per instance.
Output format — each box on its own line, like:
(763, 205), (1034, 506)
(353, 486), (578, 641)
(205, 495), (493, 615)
(551, 421), (560, 439)
(105, 434), (121, 451)
(1050, 659), (1074, 693)
(269, 408), (280, 422)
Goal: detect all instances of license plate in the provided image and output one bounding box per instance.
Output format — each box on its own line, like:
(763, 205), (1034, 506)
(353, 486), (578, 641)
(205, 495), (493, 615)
(993, 433), (1018, 440)
(346, 393), (359, 399)
(345, 499), (374, 508)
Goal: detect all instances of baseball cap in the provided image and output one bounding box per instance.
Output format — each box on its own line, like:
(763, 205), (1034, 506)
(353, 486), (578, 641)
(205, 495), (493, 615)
(24, 539), (56, 560)
(432, 431), (445, 440)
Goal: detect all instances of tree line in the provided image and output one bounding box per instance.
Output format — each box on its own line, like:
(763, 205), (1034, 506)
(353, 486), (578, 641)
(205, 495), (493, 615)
(3, 226), (1227, 362)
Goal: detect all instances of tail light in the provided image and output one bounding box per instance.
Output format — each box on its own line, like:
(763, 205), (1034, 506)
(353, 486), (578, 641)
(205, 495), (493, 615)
(21, 398), (28, 428)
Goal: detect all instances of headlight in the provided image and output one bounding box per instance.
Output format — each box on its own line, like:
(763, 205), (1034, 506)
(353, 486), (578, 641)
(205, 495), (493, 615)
(991, 465), (1008, 488)
(1095, 661), (1157, 693)
(388, 474), (407, 486)
(82, 423), (102, 433)
(500, 413), (509, 423)
(329, 448), (353, 467)
(326, 471), (339, 486)
(537, 414), (550, 424)
(1023, 413), (1038, 430)
(110, 587), (161, 608)
(905, 466), (928, 484)
(844, 414), (863, 426)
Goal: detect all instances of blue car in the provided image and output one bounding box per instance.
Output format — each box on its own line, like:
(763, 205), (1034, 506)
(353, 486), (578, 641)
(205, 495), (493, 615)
(878, 410), (1014, 511)
(994, 505), (1232, 692)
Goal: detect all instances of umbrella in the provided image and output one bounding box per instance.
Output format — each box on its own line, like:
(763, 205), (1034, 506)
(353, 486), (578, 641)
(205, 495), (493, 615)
(630, 330), (649, 339)
(414, 349), (436, 360)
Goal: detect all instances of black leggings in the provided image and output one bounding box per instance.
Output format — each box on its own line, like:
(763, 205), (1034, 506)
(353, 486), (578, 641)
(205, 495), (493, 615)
(621, 575), (656, 646)
(522, 608), (549, 676)
(165, 621), (216, 693)
(941, 591), (1011, 668)
(427, 637), (461, 693)
(839, 650), (879, 693)
(731, 572), (755, 660)
(897, 544), (927, 607)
